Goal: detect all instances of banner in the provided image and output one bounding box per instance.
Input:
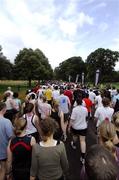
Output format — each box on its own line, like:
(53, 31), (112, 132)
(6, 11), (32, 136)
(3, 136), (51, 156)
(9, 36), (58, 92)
(68, 75), (71, 82)
(75, 74), (79, 83)
(95, 69), (100, 86)
(82, 72), (84, 84)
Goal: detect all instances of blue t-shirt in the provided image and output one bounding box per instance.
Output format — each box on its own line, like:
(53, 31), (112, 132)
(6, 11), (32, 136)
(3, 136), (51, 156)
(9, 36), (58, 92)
(58, 95), (69, 114)
(0, 116), (13, 160)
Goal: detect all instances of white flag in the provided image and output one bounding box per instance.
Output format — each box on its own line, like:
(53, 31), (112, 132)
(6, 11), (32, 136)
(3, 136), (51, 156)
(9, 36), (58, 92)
(75, 74), (79, 83)
(95, 69), (100, 86)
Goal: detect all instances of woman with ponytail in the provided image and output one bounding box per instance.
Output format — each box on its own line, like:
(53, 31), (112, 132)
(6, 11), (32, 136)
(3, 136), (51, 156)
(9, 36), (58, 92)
(98, 120), (119, 161)
(6, 117), (36, 180)
(112, 112), (119, 147)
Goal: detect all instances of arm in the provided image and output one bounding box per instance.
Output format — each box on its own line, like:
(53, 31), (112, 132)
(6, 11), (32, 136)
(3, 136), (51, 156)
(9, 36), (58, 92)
(30, 177), (35, 180)
(59, 111), (65, 132)
(67, 97), (71, 110)
(5, 120), (13, 140)
(60, 143), (69, 177)
(30, 137), (36, 146)
(30, 145), (38, 179)
(68, 119), (73, 133)
(113, 134), (119, 145)
(49, 105), (52, 116)
(6, 140), (12, 179)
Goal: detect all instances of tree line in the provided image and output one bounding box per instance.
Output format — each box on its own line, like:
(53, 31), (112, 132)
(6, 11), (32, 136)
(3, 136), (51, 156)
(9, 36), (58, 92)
(0, 45), (119, 84)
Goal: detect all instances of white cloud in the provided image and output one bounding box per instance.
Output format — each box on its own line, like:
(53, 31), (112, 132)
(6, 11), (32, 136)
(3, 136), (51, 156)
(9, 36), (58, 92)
(0, 0), (118, 71)
(77, 12), (94, 27)
(58, 18), (77, 36)
(58, 12), (94, 36)
(108, 38), (119, 71)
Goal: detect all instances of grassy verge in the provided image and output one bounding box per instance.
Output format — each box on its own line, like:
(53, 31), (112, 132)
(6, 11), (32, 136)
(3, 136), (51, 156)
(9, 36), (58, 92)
(0, 80), (35, 101)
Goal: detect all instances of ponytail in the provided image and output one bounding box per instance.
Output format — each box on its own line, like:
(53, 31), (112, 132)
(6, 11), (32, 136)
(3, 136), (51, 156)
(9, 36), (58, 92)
(105, 140), (116, 154)
(14, 117), (27, 136)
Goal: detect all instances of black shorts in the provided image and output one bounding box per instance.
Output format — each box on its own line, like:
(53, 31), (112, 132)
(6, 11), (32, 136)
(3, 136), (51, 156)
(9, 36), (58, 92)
(64, 113), (70, 122)
(0, 158), (7, 162)
(71, 127), (87, 136)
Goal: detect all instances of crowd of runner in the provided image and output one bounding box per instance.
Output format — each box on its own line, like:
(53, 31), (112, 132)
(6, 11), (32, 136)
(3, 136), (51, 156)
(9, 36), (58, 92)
(0, 82), (119, 180)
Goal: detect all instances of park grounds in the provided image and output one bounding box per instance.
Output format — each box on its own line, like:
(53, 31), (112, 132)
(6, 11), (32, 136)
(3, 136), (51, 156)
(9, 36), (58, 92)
(0, 80), (119, 101)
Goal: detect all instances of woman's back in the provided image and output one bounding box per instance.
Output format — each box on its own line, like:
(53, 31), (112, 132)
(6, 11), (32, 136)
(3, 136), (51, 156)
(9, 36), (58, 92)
(10, 135), (32, 169)
(31, 141), (68, 180)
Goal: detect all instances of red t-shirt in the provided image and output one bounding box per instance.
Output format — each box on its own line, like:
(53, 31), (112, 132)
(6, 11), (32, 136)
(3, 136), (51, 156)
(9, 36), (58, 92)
(83, 98), (93, 112)
(64, 90), (73, 104)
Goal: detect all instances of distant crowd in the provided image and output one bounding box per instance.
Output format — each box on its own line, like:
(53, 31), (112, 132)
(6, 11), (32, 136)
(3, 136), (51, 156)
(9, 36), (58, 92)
(0, 82), (119, 180)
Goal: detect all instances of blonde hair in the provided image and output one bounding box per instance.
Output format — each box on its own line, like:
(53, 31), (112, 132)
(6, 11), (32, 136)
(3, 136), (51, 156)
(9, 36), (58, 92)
(52, 100), (59, 111)
(112, 112), (119, 129)
(14, 117), (27, 136)
(99, 121), (116, 154)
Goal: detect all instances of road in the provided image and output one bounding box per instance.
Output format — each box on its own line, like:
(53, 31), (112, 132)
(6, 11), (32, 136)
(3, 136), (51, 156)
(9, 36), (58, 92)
(65, 118), (97, 180)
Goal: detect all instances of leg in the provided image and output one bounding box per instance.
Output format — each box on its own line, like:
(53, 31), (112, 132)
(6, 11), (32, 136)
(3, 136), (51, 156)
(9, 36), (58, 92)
(62, 121), (68, 141)
(79, 135), (86, 163)
(0, 161), (6, 180)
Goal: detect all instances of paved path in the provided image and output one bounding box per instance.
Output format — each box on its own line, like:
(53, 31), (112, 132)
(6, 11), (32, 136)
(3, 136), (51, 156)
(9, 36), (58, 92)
(65, 118), (97, 180)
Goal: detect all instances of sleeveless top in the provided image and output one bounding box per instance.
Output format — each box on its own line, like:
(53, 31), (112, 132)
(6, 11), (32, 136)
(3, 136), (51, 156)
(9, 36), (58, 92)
(10, 135), (32, 170)
(23, 114), (37, 135)
(51, 110), (61, 129)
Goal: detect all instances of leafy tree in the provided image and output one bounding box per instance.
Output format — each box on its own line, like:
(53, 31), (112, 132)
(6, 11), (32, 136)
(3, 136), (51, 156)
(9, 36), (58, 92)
(86, 48), (119, 82)
(54, 56), (86, 82)
(14, 48), (53, 87)
(0, 46), (13, 80)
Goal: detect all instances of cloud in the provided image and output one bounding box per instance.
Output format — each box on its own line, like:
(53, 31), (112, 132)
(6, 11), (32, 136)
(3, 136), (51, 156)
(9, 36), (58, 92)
(108, 38), (119, 70)
(0, 0), (118, 71)
(58, 18), (77, 36)
(78, 12), (94, 27)
(58, 12), (94, 36)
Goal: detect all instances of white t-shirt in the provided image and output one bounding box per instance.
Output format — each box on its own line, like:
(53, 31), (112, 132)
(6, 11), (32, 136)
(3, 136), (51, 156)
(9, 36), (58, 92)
(89, 91), (96, 104)
(95, 106), (114, 127)
(71, 105), (88, 130)
(95, 95), (103, 109)
(52, 90), (60, 100)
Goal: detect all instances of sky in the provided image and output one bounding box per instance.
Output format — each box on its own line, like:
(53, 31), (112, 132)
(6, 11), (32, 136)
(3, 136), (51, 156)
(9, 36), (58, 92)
(0, 0), (119, 70)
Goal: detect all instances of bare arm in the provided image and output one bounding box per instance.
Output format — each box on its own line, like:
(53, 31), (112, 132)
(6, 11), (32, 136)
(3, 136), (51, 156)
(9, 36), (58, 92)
(30, 137), (36, 146)
(60, 111), (65, 132)
(30, 176), (35, 180)
(6, 140), (12, 179)
(113, 134), (119, 145)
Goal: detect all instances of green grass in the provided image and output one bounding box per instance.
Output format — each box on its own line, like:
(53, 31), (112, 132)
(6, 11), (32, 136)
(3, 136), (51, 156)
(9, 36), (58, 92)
(0, 80), (35, 101)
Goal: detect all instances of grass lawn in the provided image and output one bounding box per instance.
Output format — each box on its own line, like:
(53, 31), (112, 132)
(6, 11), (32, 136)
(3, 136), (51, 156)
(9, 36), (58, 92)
(0, 80), (35, 101)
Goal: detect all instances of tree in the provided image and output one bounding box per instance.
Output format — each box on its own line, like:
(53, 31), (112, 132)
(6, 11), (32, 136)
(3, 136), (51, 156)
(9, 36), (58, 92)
(14, 48), (53, 87)
(86, 48), (119, 82)
(0, 46), (13, 80)
(54, 56), (86, 82)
